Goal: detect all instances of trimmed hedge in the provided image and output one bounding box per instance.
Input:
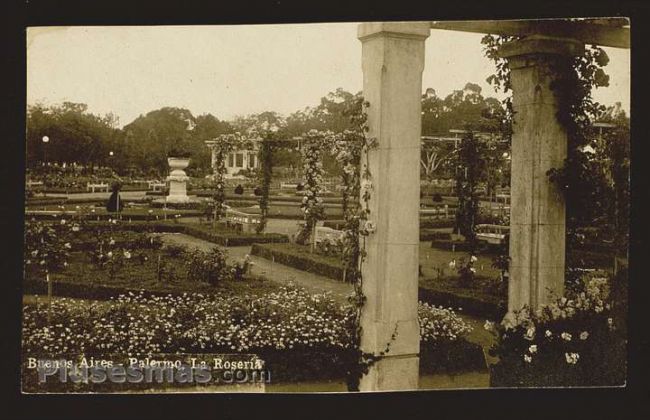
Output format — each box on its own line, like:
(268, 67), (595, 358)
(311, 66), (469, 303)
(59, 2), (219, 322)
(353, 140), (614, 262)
(430, 239), (474, 252)
(181, 223), (288, 247)
(32, 220), (289, 247)
(420, 230), (453, 241)
(23, 273), (273, 302)
(420, 219), (455, 229)
(251, 243), (345, 281)
(418, 280), (505, 320)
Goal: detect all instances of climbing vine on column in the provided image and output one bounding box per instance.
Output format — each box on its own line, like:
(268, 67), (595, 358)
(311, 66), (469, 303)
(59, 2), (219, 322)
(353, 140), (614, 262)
(296, 129), (329, 246)
(256, 138), (273, 233)
(483, 34), (613, 284)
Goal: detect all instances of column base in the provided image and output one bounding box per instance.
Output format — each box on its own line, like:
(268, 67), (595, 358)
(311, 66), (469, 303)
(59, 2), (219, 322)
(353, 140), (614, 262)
(359, 354), (419, 391)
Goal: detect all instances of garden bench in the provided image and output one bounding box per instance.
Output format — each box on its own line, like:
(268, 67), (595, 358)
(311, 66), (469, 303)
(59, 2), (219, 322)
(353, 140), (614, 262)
(148, 181), (167, 192)
(225, 208), (261, 233)
(314, 226), (345, 244)
(280, 182), (299, 189)
(86, 182), (109, 193)
(26, 180), (44, 188)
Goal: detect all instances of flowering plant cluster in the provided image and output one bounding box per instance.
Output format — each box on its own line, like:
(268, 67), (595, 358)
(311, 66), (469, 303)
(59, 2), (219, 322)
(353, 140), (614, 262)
(24, 219), (72, 274)
(331, 130), (364, 217)
(487, 274), (625, 386)
(315, 238), (345, 258)
(297, 129), (330, 244)
(22, 285), (472, 357)
(91, 234), (133, 281)
(183, 247), (232, 286)
(457, 255), (478, 286)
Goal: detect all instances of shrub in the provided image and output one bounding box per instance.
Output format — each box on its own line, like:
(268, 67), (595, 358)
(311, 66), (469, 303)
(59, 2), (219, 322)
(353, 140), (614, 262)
(234, 184), (244, 195)
(163, 244), (186, 258)
(184, 248), (231, 286)
(432, 193), (443, 202)
(253, 187), (262, 196)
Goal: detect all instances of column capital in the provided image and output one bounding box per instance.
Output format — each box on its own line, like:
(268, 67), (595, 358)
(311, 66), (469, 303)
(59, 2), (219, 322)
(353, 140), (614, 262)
(358, 21), (430, 42)
(498, 35), (584, 68)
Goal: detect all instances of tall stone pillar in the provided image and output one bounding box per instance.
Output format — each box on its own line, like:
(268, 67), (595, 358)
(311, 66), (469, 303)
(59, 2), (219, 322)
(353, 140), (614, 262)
(499, 36), (584, 312)
(357, 22), (429, 391)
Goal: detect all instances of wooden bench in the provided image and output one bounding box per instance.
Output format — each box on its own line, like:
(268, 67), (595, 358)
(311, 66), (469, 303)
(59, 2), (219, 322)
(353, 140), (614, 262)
(86, 182), (109, 193)
(314, 226), (345, 244)
(225, 208), (261, 233)
(26, 180), (44, 188)
(148, 181), (167, 192)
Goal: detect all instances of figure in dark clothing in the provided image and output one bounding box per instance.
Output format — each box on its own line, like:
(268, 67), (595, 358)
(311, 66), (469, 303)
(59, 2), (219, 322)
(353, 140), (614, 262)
(106, 182), (124, 213)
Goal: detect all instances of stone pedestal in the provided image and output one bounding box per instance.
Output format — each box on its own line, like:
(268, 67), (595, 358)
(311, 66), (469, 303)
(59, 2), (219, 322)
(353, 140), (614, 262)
(166, 157), (191, 203)
(499, 36), (584, 312)
(357, 22), (430, 391)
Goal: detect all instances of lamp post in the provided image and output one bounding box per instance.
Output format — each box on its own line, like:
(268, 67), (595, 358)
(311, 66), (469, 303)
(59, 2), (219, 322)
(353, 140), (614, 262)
(42, 136), (50, 197)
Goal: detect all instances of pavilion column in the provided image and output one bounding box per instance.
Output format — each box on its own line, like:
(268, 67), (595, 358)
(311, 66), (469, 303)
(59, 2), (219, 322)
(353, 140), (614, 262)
(357, 22), (429, 391)
(499, 36), (584, 312)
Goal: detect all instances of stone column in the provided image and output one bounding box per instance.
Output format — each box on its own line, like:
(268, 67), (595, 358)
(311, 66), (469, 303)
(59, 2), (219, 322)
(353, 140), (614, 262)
(499, 36), (584, 312)
(357, 22), (429, 391)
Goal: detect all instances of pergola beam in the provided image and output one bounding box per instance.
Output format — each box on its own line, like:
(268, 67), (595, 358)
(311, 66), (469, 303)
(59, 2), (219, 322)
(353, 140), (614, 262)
(430, 19), (630, 49)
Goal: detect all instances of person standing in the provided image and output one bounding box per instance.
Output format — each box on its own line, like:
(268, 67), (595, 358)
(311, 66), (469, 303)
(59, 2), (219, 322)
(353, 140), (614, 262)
(106, 182), (124, 214)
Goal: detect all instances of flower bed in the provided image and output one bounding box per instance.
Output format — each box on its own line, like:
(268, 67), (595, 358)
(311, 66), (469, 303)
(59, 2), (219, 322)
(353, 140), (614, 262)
(24, 243), (267, 297)
(22, 285), (481, 390)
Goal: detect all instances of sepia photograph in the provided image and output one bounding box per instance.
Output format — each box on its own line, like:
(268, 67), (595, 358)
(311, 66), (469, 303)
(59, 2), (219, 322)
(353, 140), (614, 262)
(21, 17), (631, 393)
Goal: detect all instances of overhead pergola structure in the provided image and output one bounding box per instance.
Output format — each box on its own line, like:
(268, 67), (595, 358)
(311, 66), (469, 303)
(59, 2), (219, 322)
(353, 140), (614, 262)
(356, 18), (629, 391)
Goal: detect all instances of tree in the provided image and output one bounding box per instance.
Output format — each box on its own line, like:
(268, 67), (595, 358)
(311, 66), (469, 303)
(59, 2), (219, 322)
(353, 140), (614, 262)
(122, 107), (197, 174)
(26, 102), (122, 172)
(420, 83), (509, 181)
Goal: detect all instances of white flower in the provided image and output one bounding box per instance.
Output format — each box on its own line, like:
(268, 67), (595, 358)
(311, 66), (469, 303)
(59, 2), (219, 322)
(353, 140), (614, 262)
(109, 239), (115, 245)
(528, 344), (537, 354)
(483, 320), (494, 332)
(565, 352), (579, 364)
(107, 251), (113, 258)
(60, 219), (66, 225)
(579, 331), (589, 340)
(523, 354), (532, 363)
(524, 326), (535, 340)
(123, 251), (131, 259)
(545, 330), (552, 338)
(470, 267), (476, 273)
(470, 255), (478, 263)
(561, 332), (572, 341)
(448, 260), (456, 269)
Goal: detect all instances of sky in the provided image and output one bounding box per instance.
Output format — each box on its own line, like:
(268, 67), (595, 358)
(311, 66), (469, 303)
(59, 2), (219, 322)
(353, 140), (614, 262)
(26, 23), (631, 128)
